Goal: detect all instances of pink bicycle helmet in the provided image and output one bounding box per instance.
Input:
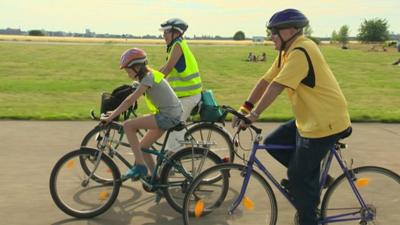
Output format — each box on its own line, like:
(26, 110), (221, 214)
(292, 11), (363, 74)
(119, 48), (147, 69)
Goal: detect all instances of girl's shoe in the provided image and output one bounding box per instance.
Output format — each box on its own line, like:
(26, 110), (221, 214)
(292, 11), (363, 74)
(124, 164), (148, 180)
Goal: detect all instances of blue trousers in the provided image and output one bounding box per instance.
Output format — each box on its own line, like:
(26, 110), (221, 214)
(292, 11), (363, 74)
(264, 120), (346, 225)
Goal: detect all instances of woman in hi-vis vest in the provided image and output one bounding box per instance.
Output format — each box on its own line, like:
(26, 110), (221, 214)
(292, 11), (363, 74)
(159, 18), (203, 153)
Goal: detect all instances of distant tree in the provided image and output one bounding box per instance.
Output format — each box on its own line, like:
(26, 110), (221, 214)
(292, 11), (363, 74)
(337, 25), (349, 47)
(308, 36), (321, 45)
(331, 30), (338, 43)
(233, 31), (245, 40)
(28, 30), (45, 36)
(357, 18), (390, 42)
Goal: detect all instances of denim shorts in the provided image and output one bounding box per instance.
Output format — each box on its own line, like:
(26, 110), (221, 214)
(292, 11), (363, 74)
(155, 113), (181, 131)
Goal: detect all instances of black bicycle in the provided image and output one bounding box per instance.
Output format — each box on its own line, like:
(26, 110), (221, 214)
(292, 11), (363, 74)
(80, 85), (235, 182)
(49, 121), (224, 218)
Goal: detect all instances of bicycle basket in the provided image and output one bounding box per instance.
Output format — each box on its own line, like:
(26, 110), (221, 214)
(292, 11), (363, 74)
(100, 92), (117, 114)
(111, 84), (138, 110)
(199, 90), (225, 122)
(100, 84), (138, 120)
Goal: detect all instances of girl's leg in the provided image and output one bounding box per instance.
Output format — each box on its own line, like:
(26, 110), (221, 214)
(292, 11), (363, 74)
(140, 129), (164, 173)
(123, 115), (162, 172)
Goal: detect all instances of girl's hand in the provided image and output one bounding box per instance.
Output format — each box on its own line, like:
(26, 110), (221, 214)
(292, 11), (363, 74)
(100, 112), (113, 125)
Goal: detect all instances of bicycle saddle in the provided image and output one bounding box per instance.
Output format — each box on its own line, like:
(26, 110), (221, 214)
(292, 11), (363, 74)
(339, 126), (352, 140)
(169, 122), (186, 131)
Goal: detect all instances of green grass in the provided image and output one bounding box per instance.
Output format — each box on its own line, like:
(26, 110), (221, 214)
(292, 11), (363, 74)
(0, 42), (399, 122)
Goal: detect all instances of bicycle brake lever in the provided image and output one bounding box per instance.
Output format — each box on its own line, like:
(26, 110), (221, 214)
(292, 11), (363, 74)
(90, 110), (99, 120)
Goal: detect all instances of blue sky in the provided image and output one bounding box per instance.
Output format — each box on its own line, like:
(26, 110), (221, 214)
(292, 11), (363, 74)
(1, 0), (399, 37)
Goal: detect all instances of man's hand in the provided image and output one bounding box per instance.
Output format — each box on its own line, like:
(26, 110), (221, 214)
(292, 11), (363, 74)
(231, 115), (241, 128)
(238, 112), (258, 129)
(232, 111), (249, 128)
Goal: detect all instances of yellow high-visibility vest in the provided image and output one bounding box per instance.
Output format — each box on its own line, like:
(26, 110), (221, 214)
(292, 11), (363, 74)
(144, 69), (164, 114)
(167, 39), (202, 97)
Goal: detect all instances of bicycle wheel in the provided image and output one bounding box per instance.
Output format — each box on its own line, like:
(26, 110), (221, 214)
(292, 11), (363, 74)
(160, 147), (224, 213)
(185, 123), (234, 163)
(320, 166), (400, 224)
(49, 147), (121, 218)
(80, 122), (133, 184)
(182, 163), (278, 225)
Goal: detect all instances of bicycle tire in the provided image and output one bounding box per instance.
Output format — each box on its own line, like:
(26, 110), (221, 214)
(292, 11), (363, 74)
(320, 166), (400, 224)
(182, 163), (278, 225)
(160, 147), (224, 213)
(185, 123), (234, 163)
(49, 147), (121, 218)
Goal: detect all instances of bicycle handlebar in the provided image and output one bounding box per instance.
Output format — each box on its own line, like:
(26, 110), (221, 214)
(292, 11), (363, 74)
(90, 110), (113, 129)
(221, 105), (262, 134)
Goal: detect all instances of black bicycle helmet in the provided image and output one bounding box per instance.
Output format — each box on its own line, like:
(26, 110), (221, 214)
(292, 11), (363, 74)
(267, 9), (309, 67)
(160, 18), (188, 34)
(267, 9), (309, 30)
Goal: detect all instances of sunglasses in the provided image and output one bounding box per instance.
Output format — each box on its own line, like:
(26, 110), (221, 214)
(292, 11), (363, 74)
(163, 30), (172, 36)
(268, 28), (279, 35)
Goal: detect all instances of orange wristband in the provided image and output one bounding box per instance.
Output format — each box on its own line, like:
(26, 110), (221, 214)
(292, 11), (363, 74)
(239, 106), (250, 115)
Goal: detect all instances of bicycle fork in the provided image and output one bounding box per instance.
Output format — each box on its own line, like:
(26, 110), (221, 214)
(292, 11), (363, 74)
(228, 147), (258, 214)
(81, 150), (104, 187)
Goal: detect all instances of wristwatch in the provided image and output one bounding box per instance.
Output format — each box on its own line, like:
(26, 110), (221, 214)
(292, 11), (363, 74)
(250, 111), (260, 118)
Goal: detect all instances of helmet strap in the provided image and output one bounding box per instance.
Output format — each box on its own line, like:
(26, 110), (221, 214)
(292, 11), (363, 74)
(131, 64), (148, 81)
(132, 66), (138, 74)
(277, 33), (285, 68)
(277, 29), (302, 68)
(167, 35), (182, 53)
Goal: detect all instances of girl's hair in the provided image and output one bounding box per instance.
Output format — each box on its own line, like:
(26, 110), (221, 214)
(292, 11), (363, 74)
(130, 63), (149, 81)
(172, 29), (183, 38)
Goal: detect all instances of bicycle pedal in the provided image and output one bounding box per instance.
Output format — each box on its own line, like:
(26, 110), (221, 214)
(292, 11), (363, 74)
(280, 179), (290, 189)
(280, 179), (294, 200)
(323, 175), (335, 189)
(129, 175), (141, 182)
(155, 191), (163, 204)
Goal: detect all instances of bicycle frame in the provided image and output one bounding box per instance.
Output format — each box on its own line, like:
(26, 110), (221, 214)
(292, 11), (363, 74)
(229, 131), (373, 224)
(94, 120), (227, 173)
(141, 147), (195, 189)
(97, 122), (204, 188)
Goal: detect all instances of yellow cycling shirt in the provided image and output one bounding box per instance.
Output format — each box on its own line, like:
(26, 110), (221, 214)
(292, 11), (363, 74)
(263, 35), (351, 138)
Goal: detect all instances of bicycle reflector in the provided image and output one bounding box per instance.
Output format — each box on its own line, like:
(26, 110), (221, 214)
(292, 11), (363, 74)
(243, 196), (254, 210)
(194, 200), (205, 218)
(66, 160), (75, 169)
(222, 157), (230, 163)
(99, 191), (110, 201)
(355, 178), (369, 188)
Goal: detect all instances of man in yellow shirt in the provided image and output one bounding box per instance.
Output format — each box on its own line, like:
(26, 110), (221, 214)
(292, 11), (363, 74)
(233, 9), (351, 225)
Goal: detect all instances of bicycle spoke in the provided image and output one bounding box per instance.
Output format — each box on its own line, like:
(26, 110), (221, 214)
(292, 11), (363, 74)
(183, 164), (277, 225)
(321, 166), (400, 224)
(50, 148), (121, 218)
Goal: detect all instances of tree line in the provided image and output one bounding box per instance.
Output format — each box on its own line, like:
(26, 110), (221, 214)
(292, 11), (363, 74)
(233, 18), (397, 45)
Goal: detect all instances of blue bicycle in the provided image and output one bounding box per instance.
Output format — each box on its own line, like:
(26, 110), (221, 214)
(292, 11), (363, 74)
(182, 105), (400, 225)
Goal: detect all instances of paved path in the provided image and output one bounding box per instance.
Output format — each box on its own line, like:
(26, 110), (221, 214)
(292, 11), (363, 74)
(0, 121), (399, 225)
